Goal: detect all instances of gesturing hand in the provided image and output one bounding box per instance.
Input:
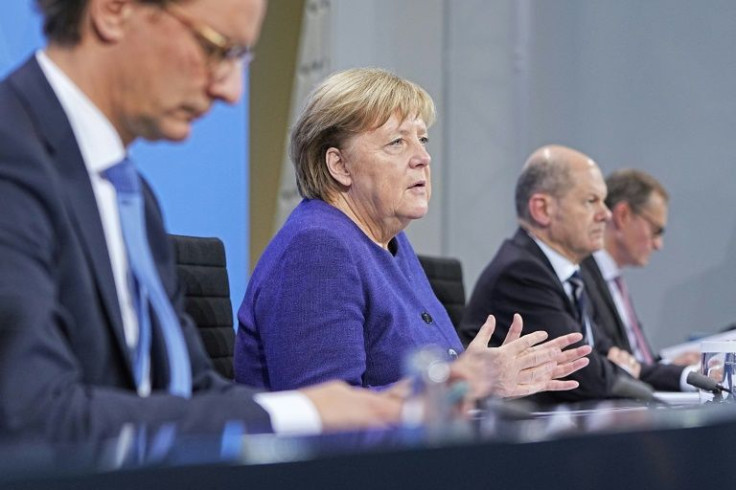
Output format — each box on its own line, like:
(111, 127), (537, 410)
(452, 314), (591, 399)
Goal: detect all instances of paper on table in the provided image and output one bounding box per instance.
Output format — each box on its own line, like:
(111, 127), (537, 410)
(653, 392), (700, 406)
(659, 329), (736, 361)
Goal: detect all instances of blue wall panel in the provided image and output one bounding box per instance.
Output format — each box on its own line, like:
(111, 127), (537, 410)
(0, 4), (44, 77)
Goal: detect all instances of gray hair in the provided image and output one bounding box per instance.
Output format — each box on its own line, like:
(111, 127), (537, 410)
(514, 150), (573, 223)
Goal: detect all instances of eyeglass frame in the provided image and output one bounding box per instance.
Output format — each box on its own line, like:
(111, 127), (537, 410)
(161, 3), (254, 77)
(634, 209), (666, 238)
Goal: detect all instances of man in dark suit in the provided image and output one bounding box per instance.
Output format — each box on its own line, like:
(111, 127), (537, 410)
(581, 169), (698, 392)
(0, 0), (403, 442)
(460, 145), (642, 404)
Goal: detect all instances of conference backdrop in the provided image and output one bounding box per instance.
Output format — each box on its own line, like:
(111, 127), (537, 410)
(321, 0), (736, 350)
(0, 4), (251, 319)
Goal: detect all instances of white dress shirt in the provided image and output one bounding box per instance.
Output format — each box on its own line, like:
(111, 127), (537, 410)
(530, 234), (595, 346)
(35, 51), (322, 433)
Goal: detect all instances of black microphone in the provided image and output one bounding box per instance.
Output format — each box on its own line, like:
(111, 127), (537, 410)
(686, 371), (732, 394)
(611, 375), (662, 403)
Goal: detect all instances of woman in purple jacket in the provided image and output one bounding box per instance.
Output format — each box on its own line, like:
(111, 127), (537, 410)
(235, 68), (589, 401)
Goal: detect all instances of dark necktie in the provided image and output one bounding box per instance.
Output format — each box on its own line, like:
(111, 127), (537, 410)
(103, 158), (192, 397)
(613, 275), (653, 364)
(567, 270), (595, 346)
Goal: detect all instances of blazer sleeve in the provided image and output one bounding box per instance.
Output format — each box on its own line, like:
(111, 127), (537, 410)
(639, 362), (685, 392)
(0, 159), (272, 443)
(245, 228), (370, 390)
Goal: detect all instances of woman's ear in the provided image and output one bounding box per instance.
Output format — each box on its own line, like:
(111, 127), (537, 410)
(325, 147), (352, 187)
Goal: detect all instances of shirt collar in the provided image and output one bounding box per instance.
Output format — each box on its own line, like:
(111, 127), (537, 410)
(36, 50), (126, 174)
(529, 233), (579, 283)
(593, 249), (621, 282)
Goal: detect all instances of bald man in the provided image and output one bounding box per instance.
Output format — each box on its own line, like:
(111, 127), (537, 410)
(460, 145), (637, 404)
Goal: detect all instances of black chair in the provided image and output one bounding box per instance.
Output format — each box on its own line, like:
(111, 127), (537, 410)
(169, 234), (235, 379)
(417, 255), (466, 330)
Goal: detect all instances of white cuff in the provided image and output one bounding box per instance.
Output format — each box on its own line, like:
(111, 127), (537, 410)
(254, 391), (323, 436)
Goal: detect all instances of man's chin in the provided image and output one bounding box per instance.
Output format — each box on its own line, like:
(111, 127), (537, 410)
(142, 124), (192, 143)
(635, 257), (650, 267)
(590, 239), (605, 252)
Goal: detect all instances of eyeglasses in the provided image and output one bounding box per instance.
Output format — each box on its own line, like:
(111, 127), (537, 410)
(162, 3), (254, 80)
(636, 210), (666, 238)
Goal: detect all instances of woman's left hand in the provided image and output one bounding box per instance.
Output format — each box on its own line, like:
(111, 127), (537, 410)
(452, 314), (591, 399)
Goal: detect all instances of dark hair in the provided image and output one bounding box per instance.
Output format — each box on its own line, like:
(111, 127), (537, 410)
(35, 0), (170, 45)
(605, 169), (668, 213)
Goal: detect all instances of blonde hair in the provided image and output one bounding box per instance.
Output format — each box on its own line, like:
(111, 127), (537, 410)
(290, 68), (436, 200)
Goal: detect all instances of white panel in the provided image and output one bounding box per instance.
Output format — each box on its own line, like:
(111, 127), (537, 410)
(275, 0), (333, 228)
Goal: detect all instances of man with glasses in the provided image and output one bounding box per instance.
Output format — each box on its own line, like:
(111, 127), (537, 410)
(581, 169), (698, 391)
(0, 0), (404, 442)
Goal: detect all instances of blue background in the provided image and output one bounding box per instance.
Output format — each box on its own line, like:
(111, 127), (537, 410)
(0, 4), (251, 318)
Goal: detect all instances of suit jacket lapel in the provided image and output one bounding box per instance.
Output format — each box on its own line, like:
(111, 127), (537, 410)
(582, 255), (632, 350)
(511, 228), (578, 319)
(9, 57), (135, 380)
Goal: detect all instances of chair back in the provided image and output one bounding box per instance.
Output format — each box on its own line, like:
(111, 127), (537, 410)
(169, 234), (235, 379)
(417, 255), (466, 330)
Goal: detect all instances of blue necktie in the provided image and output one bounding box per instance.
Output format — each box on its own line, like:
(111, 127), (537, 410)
(567, 270), (595, 347)
(103, 158), (192, 397)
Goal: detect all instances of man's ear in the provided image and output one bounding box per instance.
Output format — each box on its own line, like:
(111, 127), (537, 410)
(88, 0), (134, 43)
(325, 147), (352, 188)
(528, 193), (554, 227)
(610, 201), (632, 230)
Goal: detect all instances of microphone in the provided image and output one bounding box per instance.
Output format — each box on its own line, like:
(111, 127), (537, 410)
(611, 375), (661, 403)
(686, 371), (732, 394)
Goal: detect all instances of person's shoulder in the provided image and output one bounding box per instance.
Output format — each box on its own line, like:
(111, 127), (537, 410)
(0, 88), (34, 152)
(481, 234), (540, 274)
(279, 199), (370, 248)
(0, 61), (52, 164)
(475, 238), (555, 297)
(254, 200), (359, 271)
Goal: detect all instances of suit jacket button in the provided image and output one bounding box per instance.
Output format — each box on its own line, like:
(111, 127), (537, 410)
(421, 312), (433, 324)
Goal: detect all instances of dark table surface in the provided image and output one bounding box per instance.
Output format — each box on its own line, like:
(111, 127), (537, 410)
(2, 399), (734, 490)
